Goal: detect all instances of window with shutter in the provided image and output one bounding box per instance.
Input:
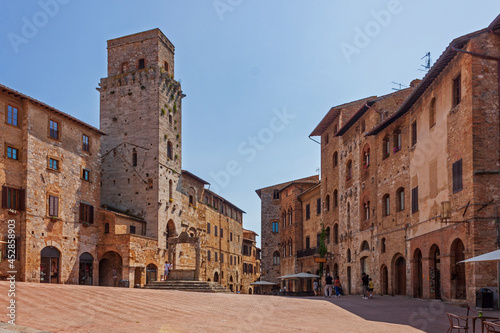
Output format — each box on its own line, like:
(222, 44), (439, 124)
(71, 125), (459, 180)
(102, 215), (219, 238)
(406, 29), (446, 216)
(49, 195), (59, 217)
(412, 187), (419, 213)
(453, 159), (463, 193)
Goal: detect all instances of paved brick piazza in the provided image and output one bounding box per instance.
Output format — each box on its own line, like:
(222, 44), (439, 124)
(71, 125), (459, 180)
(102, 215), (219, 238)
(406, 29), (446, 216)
(1, 282), (499, 333)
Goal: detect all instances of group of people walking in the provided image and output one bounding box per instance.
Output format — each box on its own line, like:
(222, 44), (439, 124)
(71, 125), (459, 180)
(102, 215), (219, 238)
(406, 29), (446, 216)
(313, 272), (374, 299)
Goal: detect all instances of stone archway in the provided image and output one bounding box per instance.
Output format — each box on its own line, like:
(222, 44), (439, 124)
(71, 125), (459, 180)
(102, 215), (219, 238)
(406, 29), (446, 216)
(413, 249), (423, 298)
(99, 251), (122, 287)
(79, 252), (94, 285)
(146, 263), (158, 284)
(41, 246), (60, 284)
(451, 239), (466, 299)
(214, 271), (219, 283)
(394, 256), (406, 295)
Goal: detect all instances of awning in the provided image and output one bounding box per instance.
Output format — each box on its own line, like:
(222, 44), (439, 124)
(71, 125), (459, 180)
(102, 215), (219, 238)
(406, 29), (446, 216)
(458, 249), (500, 263)
(278, 272), (320, 279)
(250, 281), (278, 285)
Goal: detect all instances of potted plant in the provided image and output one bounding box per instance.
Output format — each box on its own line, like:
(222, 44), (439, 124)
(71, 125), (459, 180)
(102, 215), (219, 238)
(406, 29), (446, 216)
(50, 216), (59, 222)
(8, 209), (18, 215)
(82, 221), (90, 227)
(393, 146), (401, 153)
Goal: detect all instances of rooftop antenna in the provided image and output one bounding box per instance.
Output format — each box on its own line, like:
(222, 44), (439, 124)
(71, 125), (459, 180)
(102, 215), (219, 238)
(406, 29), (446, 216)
(391, 82), (407, 91)
(419, 52), (431, 72)
(316, 167), (320, 175)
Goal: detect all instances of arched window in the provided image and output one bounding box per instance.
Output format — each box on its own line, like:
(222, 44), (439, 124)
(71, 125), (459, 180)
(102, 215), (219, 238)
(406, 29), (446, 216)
(333, 224), (339, 244)
(333, 190), (338, 208)
(333, 152), (338, 167)
(289, 241), (293, 257)
(169, 180), (173, 201)
(347, 202), (351, 229)
(138, 58), (145, 69)
(383, 136), (390, 159)
(346, 160), (352, 181)
(383, 194), (390, 216)
(120, 62), (128, 73)
(273, 251), (280, 265)
(282, 244), (286, 257)
(361, 241), (370, 252)
(325, 227), (331, 244)
(288, 209), (292, 225)
(282, 214), (286, 229)
(363, 200), (370, 221)
(363, 145), (370, 169)
(396, 187), (405, 211)
(325, 195), (330, 211)
(381, 238), (386, 253)
(429, 97), (436, 128)
(167, 141), (173, 160)
(393, 128), (402, 153)
(164, 61), (169, 72)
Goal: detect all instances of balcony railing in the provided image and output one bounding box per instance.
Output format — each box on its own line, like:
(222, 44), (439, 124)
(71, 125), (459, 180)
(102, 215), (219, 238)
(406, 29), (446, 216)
(297, 247), (318, 258)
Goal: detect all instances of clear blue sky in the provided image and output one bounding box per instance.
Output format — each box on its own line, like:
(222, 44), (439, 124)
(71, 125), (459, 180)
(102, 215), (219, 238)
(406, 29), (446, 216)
(1, 1), (499, 246)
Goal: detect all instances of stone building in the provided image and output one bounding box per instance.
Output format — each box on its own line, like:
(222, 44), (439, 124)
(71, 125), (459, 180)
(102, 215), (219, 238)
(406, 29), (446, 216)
(1, 28), (260, 291)
(256, 175), (319, 286)
(241, 229), (261, 294)
(0, 83), (104, 284)
(306, 16), (500, 306)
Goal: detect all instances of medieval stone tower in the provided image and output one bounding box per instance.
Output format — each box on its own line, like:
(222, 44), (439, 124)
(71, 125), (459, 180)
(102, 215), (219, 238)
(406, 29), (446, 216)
(99, 29), (184, 248)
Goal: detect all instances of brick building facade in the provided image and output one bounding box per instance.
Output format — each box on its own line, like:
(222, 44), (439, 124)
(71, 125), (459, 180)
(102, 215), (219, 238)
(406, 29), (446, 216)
(260, 16), (500, 305)
(0, 28), (260, 292)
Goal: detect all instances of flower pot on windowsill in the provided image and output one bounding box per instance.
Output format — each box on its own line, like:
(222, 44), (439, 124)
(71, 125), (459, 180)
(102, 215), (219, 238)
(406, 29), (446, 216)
(82, 222), (90, 227)
(393, 147), (401, 153)
(8, 209), (18, 215)
(49, 216), (59, 222)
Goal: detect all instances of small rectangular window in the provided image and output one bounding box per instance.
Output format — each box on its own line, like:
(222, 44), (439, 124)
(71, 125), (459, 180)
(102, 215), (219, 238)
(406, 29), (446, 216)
(82, 169), (90, 181)
(411, 121), (417, 146)
(220, 228), (223, 238)
(104, 223), (110, 234)
(82, 134), (90, 152)
(48, 158), (59, 171)
(48, 195), (59, 217)
(207, 250), (211, 261)
(453, 159), (463, 193)
(138, 58), (145, 69)
(79, 202), (94, 224)
(7, 147), (19, 160)
(215, 252), (218, 262)
(49, 120), (59, 139)
(207, 222), (211, 234)
(230, 232), (233, 242)
(411, 186), (419, 214)
(214, 226), (218, 237)
(453, 74), (461, 107)
(305, 204), (310, 220)
(221, 253), (224, 263)
(132, 151), (138, 167)
(7, 105), (18, 126)
(130, 225), (136, 234)
(316, 198), (321, 215)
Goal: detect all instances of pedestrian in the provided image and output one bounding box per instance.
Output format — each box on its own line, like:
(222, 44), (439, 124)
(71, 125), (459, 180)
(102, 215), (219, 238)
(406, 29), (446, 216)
(313, 280), (319, 296)
(368, 278), (374, 299)
(361, 272), (369, 299)
(163, 261), (169, 280)
(325, 273), (333, 298)
(112, 267), (118, 287)
(334, 275), (342, 297)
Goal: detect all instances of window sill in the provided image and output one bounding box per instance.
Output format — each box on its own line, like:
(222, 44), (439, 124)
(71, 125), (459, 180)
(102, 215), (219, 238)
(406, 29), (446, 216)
(47, 168), (61, 174)
(5, 123), (21, 130)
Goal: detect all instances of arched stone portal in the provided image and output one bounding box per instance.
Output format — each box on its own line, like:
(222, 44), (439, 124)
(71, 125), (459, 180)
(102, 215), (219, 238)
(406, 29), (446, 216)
(214, 271), (219, 283)
(79, 252), (94, 285)
(146, 263), (157, 284)
(394, 256), (406, 295)
(380, 265), (388, 295)
(451, 239), (466, 299)
(41, 246), (60, 284)
(99, 251), (122, 287)
(413, 249), (423, 298)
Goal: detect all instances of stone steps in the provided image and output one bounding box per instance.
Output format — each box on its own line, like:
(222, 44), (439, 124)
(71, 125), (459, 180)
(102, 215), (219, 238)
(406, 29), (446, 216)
(144, 280), (231, 293)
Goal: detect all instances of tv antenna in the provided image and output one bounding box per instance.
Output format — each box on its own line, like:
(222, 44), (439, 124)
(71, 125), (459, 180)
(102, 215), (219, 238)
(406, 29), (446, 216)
(419, 52), (431, 72)
(391, 82), (407, 91)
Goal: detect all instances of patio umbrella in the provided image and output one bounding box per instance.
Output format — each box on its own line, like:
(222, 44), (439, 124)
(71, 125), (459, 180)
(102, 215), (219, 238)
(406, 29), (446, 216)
(293, 272), (320, 278)
(251, 281), (278, 285)
(458, 249), (500, 263)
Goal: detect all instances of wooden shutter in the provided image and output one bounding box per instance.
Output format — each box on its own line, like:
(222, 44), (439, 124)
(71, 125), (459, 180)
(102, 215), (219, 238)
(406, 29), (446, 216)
(1, 186), (7, 209)
(18, 189), (26, 211)
(89, 205), (94, 224)
(79, 203), (84, 222)
(412, 187), (419, 213)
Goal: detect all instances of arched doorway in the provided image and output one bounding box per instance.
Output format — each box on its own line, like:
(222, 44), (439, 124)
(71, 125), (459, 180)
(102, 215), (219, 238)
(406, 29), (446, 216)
(229, 276), (234, 292)
(99, 251), (123, 287)
(451, 239), (466, 299)
(146, 264), (157, 284)
(347, 266), (352, 295)
(248, 288), (253, 294)
(41, 246), (60, 284)
(429, 244), (441, 299)
(333, 263), (338, 278)
(394, 256), (406, 295)
(79, 252), (93, 285)
(214, 271), (219, 283)
(381, 265), (388, 295)
(360, 256), (368, 274)
(413, 249), (423, 298)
